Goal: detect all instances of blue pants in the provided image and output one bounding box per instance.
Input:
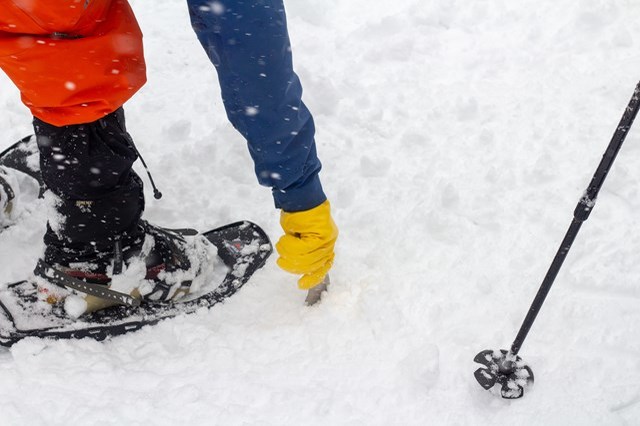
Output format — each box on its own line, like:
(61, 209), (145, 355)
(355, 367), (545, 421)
(186, 0), (326, 212)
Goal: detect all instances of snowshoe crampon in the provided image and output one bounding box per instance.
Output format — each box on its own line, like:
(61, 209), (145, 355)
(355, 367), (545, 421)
(473, 349), (534, 399)
(0, 221), (272, 346)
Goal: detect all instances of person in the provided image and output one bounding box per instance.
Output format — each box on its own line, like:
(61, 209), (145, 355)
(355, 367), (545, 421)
(0, 0), (338, 313)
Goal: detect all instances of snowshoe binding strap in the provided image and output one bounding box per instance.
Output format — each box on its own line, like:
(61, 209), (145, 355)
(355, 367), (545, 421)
(34, 260), (141, 308)
(144, 223), (193, 273)
(113, 238), (124, 275)
(141, 222), (198, 301)
(164, 228), (198, 236)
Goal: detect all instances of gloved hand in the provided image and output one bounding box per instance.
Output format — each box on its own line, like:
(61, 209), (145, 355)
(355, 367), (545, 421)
(276, 200), (338, 289)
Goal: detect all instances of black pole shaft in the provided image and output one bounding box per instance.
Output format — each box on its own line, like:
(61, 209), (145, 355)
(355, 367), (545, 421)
(509, 81), (640, 356)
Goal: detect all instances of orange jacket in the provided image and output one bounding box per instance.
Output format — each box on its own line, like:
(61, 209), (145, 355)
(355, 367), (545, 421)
(0, 0), (146, 126)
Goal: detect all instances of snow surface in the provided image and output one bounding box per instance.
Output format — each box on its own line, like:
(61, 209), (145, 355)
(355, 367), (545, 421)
(2, 0), (640, 424)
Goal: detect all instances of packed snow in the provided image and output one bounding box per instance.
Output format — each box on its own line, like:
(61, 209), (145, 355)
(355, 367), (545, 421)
(2, 0), (640, 424)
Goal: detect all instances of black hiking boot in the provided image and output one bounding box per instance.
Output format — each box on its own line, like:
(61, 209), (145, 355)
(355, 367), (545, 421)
(34, 220), (217, 317)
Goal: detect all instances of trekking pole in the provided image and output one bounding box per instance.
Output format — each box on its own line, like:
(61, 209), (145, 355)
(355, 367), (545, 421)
(473, 80), (640, 399)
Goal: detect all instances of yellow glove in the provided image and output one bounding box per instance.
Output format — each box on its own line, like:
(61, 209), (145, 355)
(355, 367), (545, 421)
(276, 200), (338, 290)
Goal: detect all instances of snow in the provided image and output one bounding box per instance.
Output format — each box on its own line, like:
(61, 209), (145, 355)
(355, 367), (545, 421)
(1, 0), (640, 424)
(63, 295), (88, 320)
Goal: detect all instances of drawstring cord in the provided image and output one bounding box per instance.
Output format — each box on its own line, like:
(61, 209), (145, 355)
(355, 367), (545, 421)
(134, 148), (163, 200)
(99, 113), (163, 200)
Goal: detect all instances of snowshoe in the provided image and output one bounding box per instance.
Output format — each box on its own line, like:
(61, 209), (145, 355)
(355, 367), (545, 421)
(0, 221), (272, 346)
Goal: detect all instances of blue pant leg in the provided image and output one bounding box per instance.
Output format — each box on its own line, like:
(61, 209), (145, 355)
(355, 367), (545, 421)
(186, 0), (326, 211)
